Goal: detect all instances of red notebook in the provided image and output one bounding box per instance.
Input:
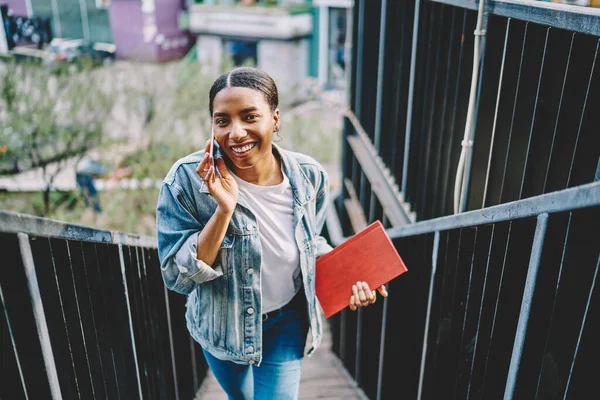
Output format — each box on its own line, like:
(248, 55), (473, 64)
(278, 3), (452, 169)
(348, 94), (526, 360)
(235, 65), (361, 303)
(315, 220), (408, 318)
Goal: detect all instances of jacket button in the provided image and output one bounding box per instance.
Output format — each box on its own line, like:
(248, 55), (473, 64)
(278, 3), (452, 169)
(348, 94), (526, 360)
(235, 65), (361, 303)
(247, 268), (254, 275)
(247, 346), (254, 353)
(247, 308), (254, 315)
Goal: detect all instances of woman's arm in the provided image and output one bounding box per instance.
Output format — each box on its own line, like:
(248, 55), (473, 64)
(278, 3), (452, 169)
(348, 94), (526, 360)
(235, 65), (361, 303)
(194, 206), (233, 266)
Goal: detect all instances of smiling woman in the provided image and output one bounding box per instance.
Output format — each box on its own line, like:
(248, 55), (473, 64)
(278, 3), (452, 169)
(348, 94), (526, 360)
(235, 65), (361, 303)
(155, 67), (386, 399)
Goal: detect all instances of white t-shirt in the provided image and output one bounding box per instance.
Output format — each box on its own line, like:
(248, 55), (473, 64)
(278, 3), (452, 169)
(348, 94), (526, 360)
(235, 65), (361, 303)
(231, 170), (301, 314)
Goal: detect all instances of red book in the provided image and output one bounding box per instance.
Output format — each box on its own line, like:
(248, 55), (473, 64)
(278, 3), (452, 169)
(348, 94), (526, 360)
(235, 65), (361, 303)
(316, 220), (408, 318)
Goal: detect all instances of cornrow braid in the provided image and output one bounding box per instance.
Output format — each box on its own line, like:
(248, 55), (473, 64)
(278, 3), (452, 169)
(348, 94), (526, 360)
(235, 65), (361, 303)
(209, 67), (279, 116)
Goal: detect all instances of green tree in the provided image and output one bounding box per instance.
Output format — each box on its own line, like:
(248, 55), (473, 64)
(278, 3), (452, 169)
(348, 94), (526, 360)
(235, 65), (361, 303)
(0, 62), (112, 214)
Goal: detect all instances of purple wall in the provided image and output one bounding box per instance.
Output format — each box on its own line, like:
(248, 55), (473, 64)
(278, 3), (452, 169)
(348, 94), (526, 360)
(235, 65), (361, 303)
(109, 0), (191, 62)
(3, 0), (28, 16)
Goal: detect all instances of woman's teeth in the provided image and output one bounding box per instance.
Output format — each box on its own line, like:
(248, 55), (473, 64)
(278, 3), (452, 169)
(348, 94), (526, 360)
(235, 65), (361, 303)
(231, 143), (256, 153)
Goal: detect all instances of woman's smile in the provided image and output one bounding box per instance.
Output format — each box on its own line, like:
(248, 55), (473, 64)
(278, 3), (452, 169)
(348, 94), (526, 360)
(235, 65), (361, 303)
(229, 141), (257, 157)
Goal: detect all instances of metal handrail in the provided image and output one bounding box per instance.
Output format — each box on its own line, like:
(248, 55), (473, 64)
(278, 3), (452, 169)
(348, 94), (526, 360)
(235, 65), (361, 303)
(0, 209), (157, 248)
(431, 0), (600, 36)
(386, 181), (600, 238)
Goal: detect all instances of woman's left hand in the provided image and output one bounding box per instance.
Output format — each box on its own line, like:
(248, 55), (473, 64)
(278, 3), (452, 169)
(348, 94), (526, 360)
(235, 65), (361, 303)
(349, 281), (388, 311)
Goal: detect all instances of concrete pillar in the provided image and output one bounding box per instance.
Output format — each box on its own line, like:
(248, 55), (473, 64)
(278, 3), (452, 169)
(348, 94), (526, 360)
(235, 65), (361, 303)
(196, 35), (224, 75)
(258, 38), (308, 93)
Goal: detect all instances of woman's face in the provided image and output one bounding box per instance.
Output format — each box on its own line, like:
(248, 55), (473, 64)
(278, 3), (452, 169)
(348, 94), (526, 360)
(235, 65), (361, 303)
(212, 86), (279, 172)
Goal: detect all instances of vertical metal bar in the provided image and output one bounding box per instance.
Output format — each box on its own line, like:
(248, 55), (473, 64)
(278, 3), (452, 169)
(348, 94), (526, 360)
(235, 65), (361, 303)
(498, 23), (530, 204)
(452, 228), (479, 398)
(563, 254), (600, 399)
(519, 28), (550, 199)
(65, 243), (96, 399)
(190, 337), (198, 393)
(481, 221), (513, 390)
(503, 213), (549, 400)
(117, 244), (144, 400)
(417, 231), (441, 400)
(340, 309), (347, 364)
(164, 286), (180, 400)
(354, 0), (366, 119)
(369, 0), (388, 223)
(535, 212), (572, 397)
(567, 39), (600, 187)
(17, 233), (63, 400)
(441, 10), (468, 215)
(376, 294), (390, 400)
(354, 308), (364, 384)
(482, 19), (511, 208)
(543, 33), (575, 193)
(0, 278), (29, 398)
(431, 8), (458, 217)
(373, 0), (388, 150)
(466, 224), (496, 398)
(401, 0), (422, 195)
(419, 5), (446, 218)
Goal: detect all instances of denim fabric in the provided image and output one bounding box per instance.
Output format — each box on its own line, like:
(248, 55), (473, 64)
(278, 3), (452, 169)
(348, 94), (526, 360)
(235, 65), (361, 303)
(202, 296), (309, 400)
(156, 143), (332, 365)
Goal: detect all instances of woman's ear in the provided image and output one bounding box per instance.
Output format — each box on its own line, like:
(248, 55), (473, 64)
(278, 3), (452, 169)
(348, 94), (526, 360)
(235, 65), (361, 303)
(272, 108), (280, 131)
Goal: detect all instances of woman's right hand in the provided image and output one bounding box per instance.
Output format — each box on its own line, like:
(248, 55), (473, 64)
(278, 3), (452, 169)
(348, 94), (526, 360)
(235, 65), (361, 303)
(196, 139), (238, 215)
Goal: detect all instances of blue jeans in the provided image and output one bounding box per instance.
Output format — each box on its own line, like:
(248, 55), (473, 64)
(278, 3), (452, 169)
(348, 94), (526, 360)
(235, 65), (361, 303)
(202, 296), (309, 400)
(76, 172), (101, 212)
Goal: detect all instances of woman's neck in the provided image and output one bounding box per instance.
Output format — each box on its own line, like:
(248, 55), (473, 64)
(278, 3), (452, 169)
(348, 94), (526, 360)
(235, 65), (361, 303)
(234, 152), (283, 186)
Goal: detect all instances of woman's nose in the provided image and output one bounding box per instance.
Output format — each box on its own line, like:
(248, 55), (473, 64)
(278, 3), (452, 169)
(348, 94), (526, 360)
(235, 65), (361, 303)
(230, 122), (247, 140)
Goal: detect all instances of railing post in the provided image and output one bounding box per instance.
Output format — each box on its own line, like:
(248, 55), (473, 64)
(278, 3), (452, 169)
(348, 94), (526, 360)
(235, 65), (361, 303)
(503, 213), (549, 400)
(417, 230), (440, 400)
(376, 290), (390, 400)
(17, 232), (63, 399)
(354, 308), (364, 384)
(370, 0), (388, 223)
(164, 285), (180, 400)
(354, 0), (366, 119)
(401, 0), (422, 195)
(117, 243), (145, 400)
(340, 308), (347, 364)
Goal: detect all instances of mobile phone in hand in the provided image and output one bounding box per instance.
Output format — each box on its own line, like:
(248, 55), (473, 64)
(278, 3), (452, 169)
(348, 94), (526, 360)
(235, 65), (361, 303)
(208, 130), (215, 165)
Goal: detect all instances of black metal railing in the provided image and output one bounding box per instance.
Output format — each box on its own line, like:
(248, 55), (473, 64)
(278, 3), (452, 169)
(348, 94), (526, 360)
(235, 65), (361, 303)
(342, 0), (600, 225)
(331, 0), (600, 399)
(0, 211), (207, 400)
(327, 183), (600, 400)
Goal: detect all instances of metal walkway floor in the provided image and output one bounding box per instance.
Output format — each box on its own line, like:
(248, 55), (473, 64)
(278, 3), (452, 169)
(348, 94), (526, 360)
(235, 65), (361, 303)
(195, 320), (366, 399)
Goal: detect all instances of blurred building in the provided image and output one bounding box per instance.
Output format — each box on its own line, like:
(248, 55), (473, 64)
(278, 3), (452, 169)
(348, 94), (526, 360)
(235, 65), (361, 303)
(1, 0), (351, 89)
(182, 0), (351, 90)
(1, 0), (192, 62)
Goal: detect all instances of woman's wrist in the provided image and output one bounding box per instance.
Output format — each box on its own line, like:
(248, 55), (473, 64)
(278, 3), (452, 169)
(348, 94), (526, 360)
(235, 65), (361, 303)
(215, 205), (235, 218)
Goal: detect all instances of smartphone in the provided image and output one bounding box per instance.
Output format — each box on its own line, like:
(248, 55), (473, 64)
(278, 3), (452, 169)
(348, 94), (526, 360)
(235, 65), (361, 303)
(209, 129), (215, 161)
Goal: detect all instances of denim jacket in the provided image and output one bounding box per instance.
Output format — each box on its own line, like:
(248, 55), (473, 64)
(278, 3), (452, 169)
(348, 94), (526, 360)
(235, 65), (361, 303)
(156, 144), (332, 365)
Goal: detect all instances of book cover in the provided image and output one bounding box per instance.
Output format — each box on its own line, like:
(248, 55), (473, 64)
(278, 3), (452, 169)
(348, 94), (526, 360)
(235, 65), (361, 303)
(315, 220), (408, 318)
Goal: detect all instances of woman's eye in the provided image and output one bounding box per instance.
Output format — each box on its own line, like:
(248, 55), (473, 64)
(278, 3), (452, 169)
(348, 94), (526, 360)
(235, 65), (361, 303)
(216, 119), (227, 125)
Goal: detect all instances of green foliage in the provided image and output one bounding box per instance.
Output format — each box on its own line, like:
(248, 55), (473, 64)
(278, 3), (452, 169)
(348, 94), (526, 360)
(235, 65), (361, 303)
(0, 61), (112, 176)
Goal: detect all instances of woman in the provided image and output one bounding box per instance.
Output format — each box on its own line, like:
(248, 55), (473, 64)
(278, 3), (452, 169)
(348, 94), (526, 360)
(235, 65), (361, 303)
(156, 67), (387, 399)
